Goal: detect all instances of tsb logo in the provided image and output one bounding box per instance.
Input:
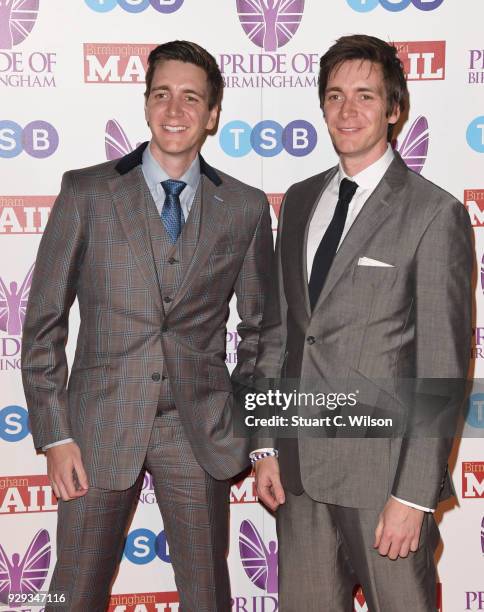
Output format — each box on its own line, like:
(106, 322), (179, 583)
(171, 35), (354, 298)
(467, 394), (484, 428)
(0, 405), (30, 442)
(85, 0), (184, 13)
(0, 120), (58, 158)
(220, 120), (317, 157)
(347, 0), (444, 11)
(467, 117), (484, 153)
(123, 528), (171, 564)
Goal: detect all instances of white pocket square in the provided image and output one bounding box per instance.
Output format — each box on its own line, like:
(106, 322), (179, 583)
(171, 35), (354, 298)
(357, 257), (394, 267)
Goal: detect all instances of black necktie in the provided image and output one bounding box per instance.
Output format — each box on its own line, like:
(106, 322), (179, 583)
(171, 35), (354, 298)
(308, 178), (358, 310)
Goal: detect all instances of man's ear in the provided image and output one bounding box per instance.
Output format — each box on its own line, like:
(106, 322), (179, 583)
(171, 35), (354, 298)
(388, 103), (400, 127)
(207, 105), (219, 131)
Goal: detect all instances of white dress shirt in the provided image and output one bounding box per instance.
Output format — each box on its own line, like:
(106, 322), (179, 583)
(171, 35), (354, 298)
(253, 146), (434, 513)
(306, 144), (394, 277)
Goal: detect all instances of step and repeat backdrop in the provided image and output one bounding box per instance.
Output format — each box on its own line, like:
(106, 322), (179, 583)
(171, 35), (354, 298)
(1, 1), (484, 611)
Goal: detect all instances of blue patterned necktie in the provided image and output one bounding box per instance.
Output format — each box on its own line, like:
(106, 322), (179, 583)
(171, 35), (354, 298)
(161, 179), (186, 243)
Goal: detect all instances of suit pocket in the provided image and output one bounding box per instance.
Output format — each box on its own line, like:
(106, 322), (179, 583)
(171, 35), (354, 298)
(68, 363), (110, 392)
(71, 362), (111, 373)
(211, 245), (241, 258)
(352, 265), (398, 288)
(208, 363), (233, 391)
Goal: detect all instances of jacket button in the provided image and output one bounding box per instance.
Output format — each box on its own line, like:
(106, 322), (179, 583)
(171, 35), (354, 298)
(307, 336), (316, 345)
(163, 296), (172, 303)
(151, 372), (161, 382)
(161, 324), (168, 332)
(168, 257), (177, 264)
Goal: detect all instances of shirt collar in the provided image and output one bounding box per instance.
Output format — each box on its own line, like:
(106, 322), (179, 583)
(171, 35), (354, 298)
(142, 144), (201, 191)
(338, 144), (394, 191)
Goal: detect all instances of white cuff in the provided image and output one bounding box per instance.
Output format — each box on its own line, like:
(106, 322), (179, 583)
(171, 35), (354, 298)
(42, 438), (74, 451)
(391, 495), (434, 513)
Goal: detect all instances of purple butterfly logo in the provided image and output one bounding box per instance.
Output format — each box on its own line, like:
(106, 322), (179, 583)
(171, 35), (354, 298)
(0, 263), (34, 336)
(239, 519), (278, 593)
(236, 0), (305, 52)
(481, 516), (484, 554)
(105, 119), (143, 161)
(481, 254), (484, 297)
(392, 115), (429, 175)
(0, 0), (39, 50)
(0, 529), (51, 606)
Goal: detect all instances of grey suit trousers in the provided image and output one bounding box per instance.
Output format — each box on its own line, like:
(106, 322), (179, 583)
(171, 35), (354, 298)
(47, 403), (230, 612)
(277, 490), (440, 612)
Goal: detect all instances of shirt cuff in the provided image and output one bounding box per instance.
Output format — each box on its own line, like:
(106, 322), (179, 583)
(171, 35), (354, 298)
(391, 495), (434, 513)
(250, 448), (276, 455)
(42, 438), (74, 451)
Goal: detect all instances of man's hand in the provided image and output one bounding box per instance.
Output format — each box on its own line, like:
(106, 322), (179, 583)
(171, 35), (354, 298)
(374, 497), (425, 560)
(255, 456), (285, 511)
(46, 442), (89, 501)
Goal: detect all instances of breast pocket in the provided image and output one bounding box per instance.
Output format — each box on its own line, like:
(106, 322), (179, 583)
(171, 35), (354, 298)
(352, 265), (398, 289)
(211, 240), (242, 258)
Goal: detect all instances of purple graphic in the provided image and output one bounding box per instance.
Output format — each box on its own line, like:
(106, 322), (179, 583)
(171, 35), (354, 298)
(393, 115), (429, 174)
(236, 0), (304, 52)
(0, 263), (34, 336)
(0, 0), (39, 50)
(481, 254), (484, 296)
(239, 519), (278, 594)
(481, 516), (484, 554)
(105, 119), (143, 160)
(0, 529), (51, 606)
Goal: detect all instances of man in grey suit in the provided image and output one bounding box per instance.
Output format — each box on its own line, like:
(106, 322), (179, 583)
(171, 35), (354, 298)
(22, 40), (273, 611)
(252, 35), (472, 611)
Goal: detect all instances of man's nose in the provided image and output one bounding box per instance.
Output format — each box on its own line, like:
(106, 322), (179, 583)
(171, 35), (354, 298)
(166, 97), (183, 116)
(340, 97), (357, 117)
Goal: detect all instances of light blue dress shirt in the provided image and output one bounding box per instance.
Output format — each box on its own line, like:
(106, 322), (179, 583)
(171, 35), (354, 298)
(141, 144), (201, 220)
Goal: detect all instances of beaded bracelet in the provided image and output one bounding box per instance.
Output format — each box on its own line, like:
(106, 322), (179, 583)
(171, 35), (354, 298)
(249, 449), (279, 465)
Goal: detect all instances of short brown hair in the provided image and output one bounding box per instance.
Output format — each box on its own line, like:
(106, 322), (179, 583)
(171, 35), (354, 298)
(318, 34), (408, 119)
(144, 40), (223, 110)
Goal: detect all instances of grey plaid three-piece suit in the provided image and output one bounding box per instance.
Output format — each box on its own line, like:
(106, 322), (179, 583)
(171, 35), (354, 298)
(22, 142), (274, 611)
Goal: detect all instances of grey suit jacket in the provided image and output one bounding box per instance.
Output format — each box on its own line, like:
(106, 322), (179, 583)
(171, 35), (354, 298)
(22, 143), (274, 490)
(254, 152), (473, 510)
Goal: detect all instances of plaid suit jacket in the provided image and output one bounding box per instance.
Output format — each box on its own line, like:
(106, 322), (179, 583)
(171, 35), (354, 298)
(22, 143), (274, 490)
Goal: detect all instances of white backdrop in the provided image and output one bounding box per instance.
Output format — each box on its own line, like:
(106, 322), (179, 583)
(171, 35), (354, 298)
(1, 1), (484, 611)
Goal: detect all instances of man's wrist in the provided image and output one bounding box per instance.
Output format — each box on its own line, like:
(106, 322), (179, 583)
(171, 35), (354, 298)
(42, 438), (74, 451)
(391, 494), (434, 513)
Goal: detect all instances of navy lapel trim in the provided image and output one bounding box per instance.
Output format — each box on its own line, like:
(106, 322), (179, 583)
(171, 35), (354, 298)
(115, 142), (223, 187)
(115, 142), (148, 175)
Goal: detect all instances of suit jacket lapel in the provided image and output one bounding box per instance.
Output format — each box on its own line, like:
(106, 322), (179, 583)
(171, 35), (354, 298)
(312, 153), (408, 313)
(169, 174), (226, 312)
(108, 166), (164, 314)
(283, 168), (337, 323)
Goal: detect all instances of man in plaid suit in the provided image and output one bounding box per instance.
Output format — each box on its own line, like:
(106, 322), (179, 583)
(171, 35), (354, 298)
(21, 40), (273, 611)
